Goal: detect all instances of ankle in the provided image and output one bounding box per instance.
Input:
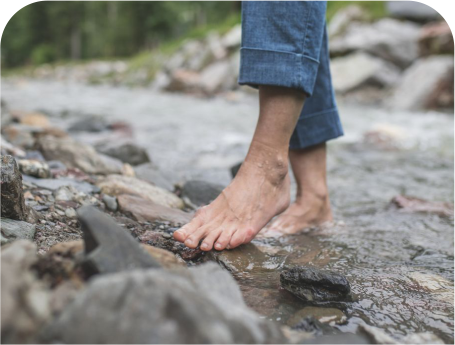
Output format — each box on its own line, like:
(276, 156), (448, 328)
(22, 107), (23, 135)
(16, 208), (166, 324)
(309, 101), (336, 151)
(296, 186), (330, 205)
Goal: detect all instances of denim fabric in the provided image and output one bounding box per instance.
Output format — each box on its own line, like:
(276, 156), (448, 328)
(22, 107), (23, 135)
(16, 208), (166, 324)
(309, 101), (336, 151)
(239, 1), (344, 149)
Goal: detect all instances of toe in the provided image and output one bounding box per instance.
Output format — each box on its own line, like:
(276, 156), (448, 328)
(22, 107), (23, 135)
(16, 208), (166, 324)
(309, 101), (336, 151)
(184, 226), (207, 248)
(173, 217), (202, 243)
(200, 227), (223, 251)
(214, 226), (235, 251)
(229, 227), (255, 249)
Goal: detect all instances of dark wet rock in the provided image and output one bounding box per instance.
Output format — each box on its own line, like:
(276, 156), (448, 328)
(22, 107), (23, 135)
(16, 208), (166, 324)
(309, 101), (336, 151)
(77, 206), (161, 276)
(419, 21), (454, 57)
(118, 194), (191, 224)
(231, 161), (242, 178)
(1, 218), (36, 245)
(97, 174), (184, 209)
(68, 115), (108, 133)
(386, 1), (440, 22)
(43, 263), (285, 344)
(23, 175), (99, 194)
(36, 136), (123, 175)
(18, 159), (50, 178)
(280, 267), (351, 302)
(1, 155), (28, 220)
(389, 56), (454, 110)
(302, 333), (370, 344)
(102, 194), (117, 211)
(182, 179), (224, 206)
(134, 162), (175, 191)
(1, 240), (51, 343)
(95, 140), (150, 166)
(391, 195), (454, 217)
(140, 230), (203, 261)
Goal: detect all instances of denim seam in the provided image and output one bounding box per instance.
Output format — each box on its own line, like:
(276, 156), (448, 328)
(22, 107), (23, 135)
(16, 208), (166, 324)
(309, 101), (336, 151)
(301, 2), (313, 57)
(297, 107), (339, 120)
(239, 47), (320, 64)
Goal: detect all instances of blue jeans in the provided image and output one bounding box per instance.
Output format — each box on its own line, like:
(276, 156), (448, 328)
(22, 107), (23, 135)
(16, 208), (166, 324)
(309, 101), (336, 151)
(239, 1), (343, 149)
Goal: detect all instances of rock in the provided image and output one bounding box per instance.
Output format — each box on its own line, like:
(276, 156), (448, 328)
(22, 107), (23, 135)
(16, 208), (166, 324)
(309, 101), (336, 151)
(44, 263), (285, 344)
(287, 307), (346, 327)
(165, 69), (200, 92)
(140, 245), (185, 269)
(331, 52), (400, 93)
(2, 124), (37, 149)
(207, 32), (227, 60)
(330, 18), (421, 68)
(0, 134), (26, 157)
(198, 60), (233, 95)
(328, 5), (368, 38)
(97, 174), (184, 209)
(1, 155), (28, 220)
(117, 194), (191, 224)
(389, 56), (454, 110)
(222, 24), (242, 49)
(386, 1), (440, 22)
(23, 175), (99, 194)
(65, 208), (77, 218)
(1, 218), (36, 245)
(134, 162), (175, 191)
(19, 112), (50, 128)
(1, 240), (51, 343)
(102, 194), (118, 211)
(391, 195), (454, 217)
(280, 267), (351, 302)
(54, 186), (76, 201)
(68, 115), (108, 132)
(359, 324), (444, 344)
(362, 124), (406, 150)
(292, 316), (339, 336)
(419, 21), (454, 56)
(181, 180), (224, 206)
(140, 230), (203, 261)
(302, 333), (370, 344)
(18, 159), (50, 178)
(77, 206), (161, 276)
(95, 140), (150, 166)
(48, 240), (84, 257)
(36, 136), (123, 175)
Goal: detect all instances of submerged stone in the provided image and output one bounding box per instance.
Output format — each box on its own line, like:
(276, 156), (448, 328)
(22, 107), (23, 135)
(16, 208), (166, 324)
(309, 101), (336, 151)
(280, 267), (351, 302)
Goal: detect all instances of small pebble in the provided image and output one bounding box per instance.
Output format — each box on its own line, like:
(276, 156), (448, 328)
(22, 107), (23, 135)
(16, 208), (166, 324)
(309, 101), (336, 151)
(65, 208), (77, 218)
(162, 232), (172, 239)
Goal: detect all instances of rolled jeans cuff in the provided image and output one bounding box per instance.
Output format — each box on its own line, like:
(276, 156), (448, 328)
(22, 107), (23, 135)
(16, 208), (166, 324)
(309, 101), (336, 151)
(238, 47), (320, 97)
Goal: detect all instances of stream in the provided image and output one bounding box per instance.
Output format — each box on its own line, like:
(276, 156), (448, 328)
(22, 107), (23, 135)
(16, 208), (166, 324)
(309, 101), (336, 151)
(2, 78), (454, 343)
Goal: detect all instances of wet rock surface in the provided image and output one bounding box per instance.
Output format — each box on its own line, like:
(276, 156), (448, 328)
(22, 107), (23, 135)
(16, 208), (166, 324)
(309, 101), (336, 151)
(1, 155), (28, 220)
(95, 140), (150, 166)
(280, 267), (351, 303)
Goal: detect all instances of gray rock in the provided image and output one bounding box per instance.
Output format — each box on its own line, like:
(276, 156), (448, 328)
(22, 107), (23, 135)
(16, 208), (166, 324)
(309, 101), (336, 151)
(389, 56), (454, 111)
(331, 52), (400, 93)
(65, 208), (77, 218)
(44, 263), (285, 344)
(359, 324), (444, 344)
(1, 155), (28, 220)
(77, 206), (161, 277)
(54, 186), (76, 201)
(280, 267), (351, 302)
(330, 18), (421, 68)
(68, 115), (108, 132)
(18, 159), (51, 178)
(134, 162), (175, 191)
(95, 140), (150, 166)
(386, 1), (440, 22)
(222, 24), (242, 50)
(1, 218), (36, 245)
(328, 5), (368, 38)
(36, 136), (123, 175)
(1, 240), (51, 343)
(231, 161), (242, 178)
(23, 175), (99, 194)
(182, 180), (224, 206)
(198, 60), (233, 95)
(102, 194), (118, 211)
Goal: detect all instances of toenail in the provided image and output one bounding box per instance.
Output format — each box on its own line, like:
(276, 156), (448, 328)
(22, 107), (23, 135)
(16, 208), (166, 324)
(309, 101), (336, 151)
(215, 243), (222, 249)
(201, 243), (208, 250)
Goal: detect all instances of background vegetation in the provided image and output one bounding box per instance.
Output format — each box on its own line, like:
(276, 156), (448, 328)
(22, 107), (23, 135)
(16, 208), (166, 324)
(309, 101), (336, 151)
(1, 1), (385, 69)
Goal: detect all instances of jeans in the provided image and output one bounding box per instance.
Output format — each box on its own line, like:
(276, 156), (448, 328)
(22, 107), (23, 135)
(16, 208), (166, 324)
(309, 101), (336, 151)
(239, 1), (343, 149)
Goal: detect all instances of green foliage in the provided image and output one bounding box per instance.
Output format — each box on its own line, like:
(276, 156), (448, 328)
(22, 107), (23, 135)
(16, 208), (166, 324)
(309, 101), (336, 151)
(326, 1), (387, 21)
(31, 44), (56, 65)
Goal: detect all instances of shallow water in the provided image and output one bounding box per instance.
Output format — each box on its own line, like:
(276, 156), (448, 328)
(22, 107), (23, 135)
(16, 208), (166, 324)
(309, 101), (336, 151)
(2, 79), (454, 343)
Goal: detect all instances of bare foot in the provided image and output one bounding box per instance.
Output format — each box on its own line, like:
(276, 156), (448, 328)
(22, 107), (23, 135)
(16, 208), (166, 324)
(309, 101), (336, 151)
(261, 192), (332, 236)
(262, 143), (333, 236)
(174, 141), (291, 251)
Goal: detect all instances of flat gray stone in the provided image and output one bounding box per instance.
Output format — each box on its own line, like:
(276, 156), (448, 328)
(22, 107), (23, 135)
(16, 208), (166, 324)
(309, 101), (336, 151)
(1, 218), (36, 245)
(77, 206), (161, 276)
(23, 175), (99, 194)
